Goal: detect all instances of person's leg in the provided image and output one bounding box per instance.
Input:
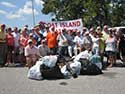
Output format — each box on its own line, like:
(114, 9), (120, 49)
(0, 43), (7, 66)
(101, 56), (107, 70)
(59, 46), (66, 56)
(32, 56), (38, 66)
(26, 57), (33, 69)
(6, 46), (12, 65)
(10, 46), (14, 64)
(121, 49), (125, 65)
(13, 47), (19, 63)
(61, 47), (65, 56)
(63, 46), (68, 56)
(105, 51), (110, 67)
(68, 46), (73, 57)
(122, 56), (125, 64)
(107, 52), (115, 68)
(74, 46), (78, 56)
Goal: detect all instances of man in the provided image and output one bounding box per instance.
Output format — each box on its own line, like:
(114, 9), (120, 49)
(0, 24), (7, 67)
(66, 30), (75, 57)
(25, 39), (40, 69)
(57, 29), (68, 56)
(11, 27), (20, 64)
(46, 26), (58, 55)
(38, 39), (50, 57)
(102, 25), (109, 41)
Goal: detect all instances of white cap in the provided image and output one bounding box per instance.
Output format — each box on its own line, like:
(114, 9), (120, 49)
(27, 39), (32, 44)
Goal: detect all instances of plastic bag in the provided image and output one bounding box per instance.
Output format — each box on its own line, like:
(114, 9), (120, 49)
(27, 61), (43, 80)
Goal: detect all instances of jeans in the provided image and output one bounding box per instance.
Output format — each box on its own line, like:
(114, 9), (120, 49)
(58, 46), (68, 56)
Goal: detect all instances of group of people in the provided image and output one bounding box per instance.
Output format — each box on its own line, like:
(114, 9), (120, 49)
(0, 22), (125, 72)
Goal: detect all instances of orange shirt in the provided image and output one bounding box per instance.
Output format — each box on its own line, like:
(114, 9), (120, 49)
(46, 31), (58, 48)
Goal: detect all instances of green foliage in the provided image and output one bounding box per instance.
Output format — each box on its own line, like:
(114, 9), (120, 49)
(41, 0), (125, 27)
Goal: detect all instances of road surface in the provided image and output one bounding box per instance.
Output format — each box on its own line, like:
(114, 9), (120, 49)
(0, 66), (125, 94)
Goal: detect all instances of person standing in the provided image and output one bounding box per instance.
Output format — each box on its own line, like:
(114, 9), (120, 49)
(11, 27), (20, 64)
(66, 30), (75, 57)
(102, 25), (109, 41)
(5, 27), (14, 66)
(46, 27), (58, 55)
(119, 29), (125, 64)
(105, 30), (117, 68)
(0, 24), (7, 67)
(19, 28), (28, 65)
(57, 29), (68, 56)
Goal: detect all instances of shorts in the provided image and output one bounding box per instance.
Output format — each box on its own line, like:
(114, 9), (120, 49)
(106, 51), (115, 57)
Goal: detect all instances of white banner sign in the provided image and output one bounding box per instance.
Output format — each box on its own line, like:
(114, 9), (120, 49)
(46, 19), (83, 32)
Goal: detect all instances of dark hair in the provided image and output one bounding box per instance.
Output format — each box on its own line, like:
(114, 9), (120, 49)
(8, 27), (12, 31)
(109, 29), (113, 34)
(62, 29), (66, 32)
(29, 42), (33, 45)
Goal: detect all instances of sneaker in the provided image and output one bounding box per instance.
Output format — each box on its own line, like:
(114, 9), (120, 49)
(8, 63), (16, 67)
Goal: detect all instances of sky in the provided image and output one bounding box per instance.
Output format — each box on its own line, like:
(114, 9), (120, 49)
(0, 0), (52, 28)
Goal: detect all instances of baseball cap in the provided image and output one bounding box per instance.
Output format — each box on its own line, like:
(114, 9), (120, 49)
(27, 39), (32, 44)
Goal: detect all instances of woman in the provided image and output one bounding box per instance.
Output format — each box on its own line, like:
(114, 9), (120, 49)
(5, 28), (14, 66)
(19, 28), (28, 65)
(105, 30), (117, 68)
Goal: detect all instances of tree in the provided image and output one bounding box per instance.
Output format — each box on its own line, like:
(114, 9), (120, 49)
(110, 0), (125, 26)
(41, 0), (125, 27)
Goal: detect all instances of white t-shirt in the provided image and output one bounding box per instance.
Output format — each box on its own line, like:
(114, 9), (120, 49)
(105, 37), (116, 52)
(12, 32), (20, 47)
(57, 33), (68, 47)
(25, 45), (39, 56)
(73, 36), (83, 47)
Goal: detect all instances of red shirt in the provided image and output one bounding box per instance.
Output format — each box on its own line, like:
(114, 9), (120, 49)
(19, 35), (28, 48)
(6, 33), (14, 46)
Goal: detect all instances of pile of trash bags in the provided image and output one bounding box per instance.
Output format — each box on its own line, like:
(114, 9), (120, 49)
(27, 50), (103, 80)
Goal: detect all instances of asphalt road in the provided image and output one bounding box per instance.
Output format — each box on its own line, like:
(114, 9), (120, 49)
(0, 66), (125, 94)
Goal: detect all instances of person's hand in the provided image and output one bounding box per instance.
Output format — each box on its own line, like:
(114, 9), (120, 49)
(62, 40), (67, 44)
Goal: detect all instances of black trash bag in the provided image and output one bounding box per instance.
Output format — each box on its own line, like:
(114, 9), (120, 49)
(80, 58), (103, 75)
(40, 64), (64, 79)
